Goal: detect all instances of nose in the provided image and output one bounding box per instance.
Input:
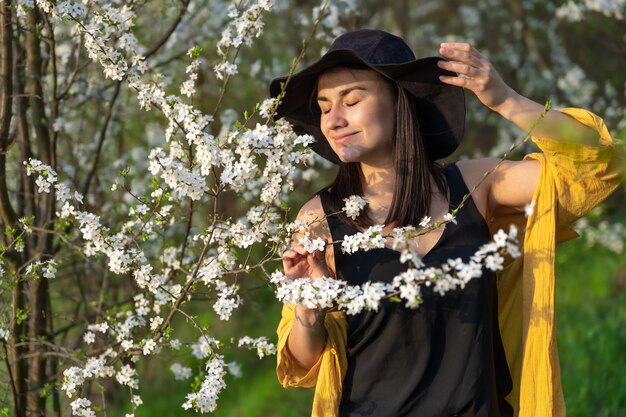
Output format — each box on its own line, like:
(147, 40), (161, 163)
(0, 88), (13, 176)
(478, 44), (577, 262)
(323, 105), (348, 131)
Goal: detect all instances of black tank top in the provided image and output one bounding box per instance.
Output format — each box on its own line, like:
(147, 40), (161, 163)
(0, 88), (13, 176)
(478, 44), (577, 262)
(319, 164), (513, 417)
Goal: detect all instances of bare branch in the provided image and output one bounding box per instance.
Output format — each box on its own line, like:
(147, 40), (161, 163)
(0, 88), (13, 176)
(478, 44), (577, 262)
(81, 80), (122, 198)
(143, 0), (191, 59)
(25, 9), (51, 166)
(0, 0), (18, 228)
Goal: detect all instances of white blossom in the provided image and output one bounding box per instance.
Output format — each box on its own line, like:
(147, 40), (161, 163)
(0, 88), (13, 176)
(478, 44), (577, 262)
(170, 363), (193, 380)
(42, 261), (57, 279)
(485, 254), (505, 271)
(259, 97), (278, 119)
(525, 200), (536, 217)
(131, 395), (143, 407)
(298, 232), (326, 253)
(191, 336), (220, 359)
(213, 282), (241, 321)
(62, 367), (84, 398)
(342, 195), (368, 220)
(142, 339), (157, 356)
(70, 398), (95, 417)
(225, 361), (243, 378)
(400, 249), (422, 266)
(443, 213), (457, 224)
(83, 332), (95, 345)
(116, 364), (139, 389)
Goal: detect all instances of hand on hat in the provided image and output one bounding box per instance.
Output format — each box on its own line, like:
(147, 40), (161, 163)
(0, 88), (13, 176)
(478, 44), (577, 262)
(437, 43), (518, 115)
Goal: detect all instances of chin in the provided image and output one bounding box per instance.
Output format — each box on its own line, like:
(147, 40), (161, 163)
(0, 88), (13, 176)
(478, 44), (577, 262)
(335, 150), (363, 164)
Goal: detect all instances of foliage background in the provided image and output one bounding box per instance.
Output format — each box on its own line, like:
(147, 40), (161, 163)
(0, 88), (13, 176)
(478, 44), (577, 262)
(1, 0), (625, 416)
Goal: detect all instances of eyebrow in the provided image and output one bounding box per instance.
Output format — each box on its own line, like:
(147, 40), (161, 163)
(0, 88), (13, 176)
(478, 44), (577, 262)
(316, 86), (367, 102)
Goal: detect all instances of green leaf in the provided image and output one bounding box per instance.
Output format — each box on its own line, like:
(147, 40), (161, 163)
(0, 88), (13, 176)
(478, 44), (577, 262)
(190, 45), (203, 58)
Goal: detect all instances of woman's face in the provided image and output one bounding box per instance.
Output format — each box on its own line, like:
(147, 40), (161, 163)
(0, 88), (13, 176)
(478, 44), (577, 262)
(316, 68), (396, 167)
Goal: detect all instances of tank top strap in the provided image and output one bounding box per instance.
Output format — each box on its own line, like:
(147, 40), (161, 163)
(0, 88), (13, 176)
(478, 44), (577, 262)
(443, 162), (470, 210)
(442, 162), (490, 237)
(317, 190), (352, 244)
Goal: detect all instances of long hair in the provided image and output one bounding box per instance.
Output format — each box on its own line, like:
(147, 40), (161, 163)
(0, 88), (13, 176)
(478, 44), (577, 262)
(321, 79), (448, 229)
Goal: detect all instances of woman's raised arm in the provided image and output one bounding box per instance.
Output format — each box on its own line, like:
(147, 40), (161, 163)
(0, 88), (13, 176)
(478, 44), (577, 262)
(437, 42), (599, 146)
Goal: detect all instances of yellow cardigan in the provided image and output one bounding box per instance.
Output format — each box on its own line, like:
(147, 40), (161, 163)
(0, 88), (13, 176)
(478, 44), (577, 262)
(276, 108), (625, 417)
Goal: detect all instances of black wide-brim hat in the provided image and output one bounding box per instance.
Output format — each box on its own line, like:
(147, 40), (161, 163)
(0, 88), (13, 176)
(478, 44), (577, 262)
(269, 29), (466, 164)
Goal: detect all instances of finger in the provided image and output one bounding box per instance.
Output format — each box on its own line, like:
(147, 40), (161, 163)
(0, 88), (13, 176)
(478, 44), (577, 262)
(282, 249), (299, 260)
(438, 74), (475, 88)
(437, 60), (482, 77)
(439, 44), (484, 64)
(291, 245), (311, 256)
(440, 42), (472, 52)
(313, 249), (325, 260)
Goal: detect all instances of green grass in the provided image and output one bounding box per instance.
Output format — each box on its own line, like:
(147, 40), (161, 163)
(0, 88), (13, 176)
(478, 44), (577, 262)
(555, 238), (626, 417)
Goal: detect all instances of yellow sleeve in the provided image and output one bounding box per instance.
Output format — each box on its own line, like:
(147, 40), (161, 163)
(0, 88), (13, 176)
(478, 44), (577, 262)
(524, 107), (625, 232)
(498, 107), (624, 417)
(276, 304), (348, 417)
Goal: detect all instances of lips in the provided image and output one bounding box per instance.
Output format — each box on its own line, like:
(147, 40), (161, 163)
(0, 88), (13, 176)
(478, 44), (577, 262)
(332, 132), (358, 143)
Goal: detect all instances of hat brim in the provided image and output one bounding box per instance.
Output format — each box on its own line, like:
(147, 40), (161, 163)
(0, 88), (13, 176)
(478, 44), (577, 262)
(269, 49), (465, 163)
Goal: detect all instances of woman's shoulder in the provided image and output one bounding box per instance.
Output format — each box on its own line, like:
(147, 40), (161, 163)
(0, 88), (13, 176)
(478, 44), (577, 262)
(455, 157), (541, 218)
(293, 194), (333, 243)
(296, 194), (325, 221)
(454, 157), (499, 179)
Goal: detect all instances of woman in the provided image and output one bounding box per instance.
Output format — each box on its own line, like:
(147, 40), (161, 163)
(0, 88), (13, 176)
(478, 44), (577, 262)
(271, 29), (622, 417)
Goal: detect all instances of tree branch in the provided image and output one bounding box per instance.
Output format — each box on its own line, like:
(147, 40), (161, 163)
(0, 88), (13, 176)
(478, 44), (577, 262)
(0, 0), (18, 228)
(81, 80), (122, 198)
(143, 0), (190, 59)
(25, 9), (51, 165)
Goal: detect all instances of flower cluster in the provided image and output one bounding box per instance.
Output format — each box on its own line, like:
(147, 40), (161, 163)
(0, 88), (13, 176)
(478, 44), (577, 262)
(238, 336), (277, 359)
(182, 355), (227, 413)
(556, 0), (625, 21)
(214, 0), (273, 79)
(342, 195), (368, 220)
(575, 217), (626, 254)
(24, 159), (58, 193)
(61, 354), (116, 398)
(23, 260), (58, 280)
(298, 232), (326, 253)
(216, 1), (273, 56)
(273, 225), (521, 312)
(70, 398), (95, 417)
(341, 225), (386, 254)
(181, 47), (202, 98)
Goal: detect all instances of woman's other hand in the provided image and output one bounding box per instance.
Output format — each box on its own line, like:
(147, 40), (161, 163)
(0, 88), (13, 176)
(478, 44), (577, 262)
(437, 42), (517, 114)
(282, 244), (330, 281)
(283, 243), (331, 369)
